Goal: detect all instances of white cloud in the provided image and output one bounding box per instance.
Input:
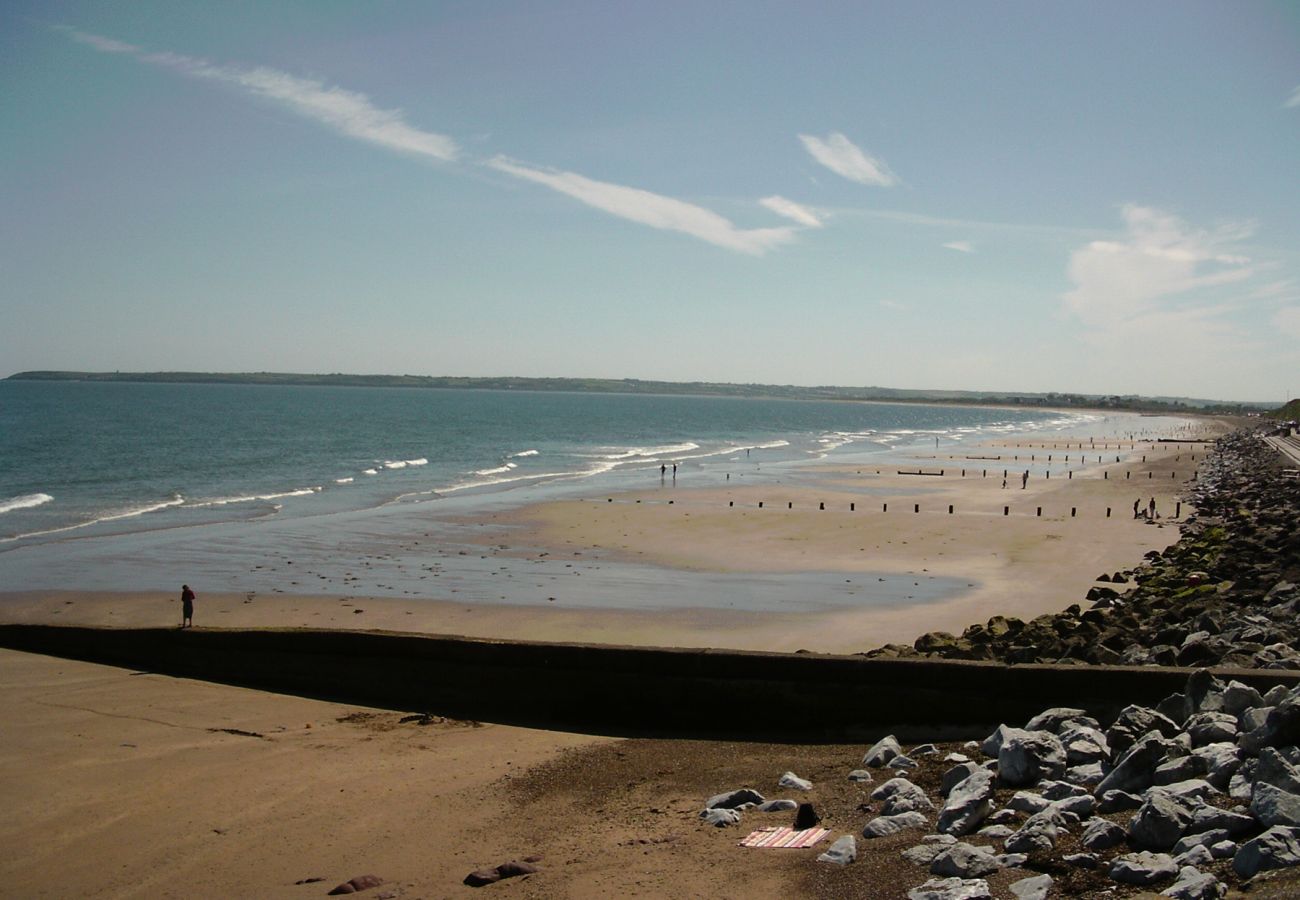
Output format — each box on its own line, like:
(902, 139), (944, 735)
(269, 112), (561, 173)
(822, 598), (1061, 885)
(759, 195), (823, 228)
(1059, 205), (1271, 374)
(1285, 85), (1300, 109)
(487, 156), (798, 255)
(878, 298), (907, 311)
(1063, 205), (1255, 330)
(64, 27), (806, 255)
(942, 240), (974, 253)
(797, 132), (896, 187)
(69, 29), (459, 162)
(68, 30), (139, 54)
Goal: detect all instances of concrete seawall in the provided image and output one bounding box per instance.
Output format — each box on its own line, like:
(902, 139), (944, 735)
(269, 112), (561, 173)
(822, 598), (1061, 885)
(2, 624), (1296, 741)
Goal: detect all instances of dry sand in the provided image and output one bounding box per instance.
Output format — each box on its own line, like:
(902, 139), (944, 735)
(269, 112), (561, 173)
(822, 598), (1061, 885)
(1, 426), (1238, 897)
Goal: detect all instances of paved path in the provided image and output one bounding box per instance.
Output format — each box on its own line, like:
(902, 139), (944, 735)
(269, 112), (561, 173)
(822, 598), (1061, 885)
(1263, 434), (1300, 467)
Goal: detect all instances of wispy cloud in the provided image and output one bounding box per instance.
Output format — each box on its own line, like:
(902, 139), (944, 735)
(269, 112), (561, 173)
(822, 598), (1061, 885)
(68, 28), (460, 162)
(67, 29), (139, 54)
(64, 27), (816, 255)
(1063, 205), (1255, 330)
(942, 240), (974, 253)
(486, 157), (798, 255)
(759, 195), (823, 228)
(1060, 205), (1267, 369)
(1285, 85), (1300, 109)
(798, 132), (896, 187)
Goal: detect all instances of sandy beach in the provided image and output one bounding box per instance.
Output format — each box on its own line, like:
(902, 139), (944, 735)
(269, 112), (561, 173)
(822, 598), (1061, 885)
(2, 430), (1214, 654)
(1, 421), (1246, 898)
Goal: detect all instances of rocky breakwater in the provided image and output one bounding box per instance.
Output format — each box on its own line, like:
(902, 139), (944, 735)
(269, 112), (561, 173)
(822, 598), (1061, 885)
(699, 671), (1300, 897)
(876, 427), (1300, 668)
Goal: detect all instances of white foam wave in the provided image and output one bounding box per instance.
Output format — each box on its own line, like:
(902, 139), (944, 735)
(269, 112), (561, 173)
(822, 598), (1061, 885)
(474, 463), (518, 477)
(335, 477), (354, 484)
(191, 487), (322, 508)
(440, 468), (573, 494)
(510, 449), (539, 458)
(99, 496), (186, 522)
(363, 468), (378, 476)
(0, 495), (186, 543)
(383, 460), (408, 469)
(0, 493), (53, 515)
(590, 441), (700, 461)
(405, 458), (428, 466)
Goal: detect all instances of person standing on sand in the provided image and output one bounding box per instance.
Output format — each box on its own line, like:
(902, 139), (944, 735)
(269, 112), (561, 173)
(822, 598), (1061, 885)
(1149, 497), (1157, 519)
(180, 584), (195, 628)
(1134, 498), (1141, 519)
(1021, 470), (1028, 489)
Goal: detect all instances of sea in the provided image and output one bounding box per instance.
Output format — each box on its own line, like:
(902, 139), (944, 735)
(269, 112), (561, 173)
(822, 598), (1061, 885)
(0, 380), (1180, 610)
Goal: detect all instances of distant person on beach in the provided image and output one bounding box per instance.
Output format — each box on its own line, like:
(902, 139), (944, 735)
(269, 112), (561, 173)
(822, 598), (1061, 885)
(180, 584), (195, 628)
(1149, 497), (1157, 519)
(1021, 471), (1028, 489)
(672, 463), (677, 478)
(1002, 477), (1007, 489)
(1133, 499), (1141, 519)
(660, 464), (666, 478)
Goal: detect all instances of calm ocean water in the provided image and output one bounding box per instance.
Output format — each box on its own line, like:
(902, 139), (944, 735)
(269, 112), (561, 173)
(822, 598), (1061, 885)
(0, 381), (1082, 548)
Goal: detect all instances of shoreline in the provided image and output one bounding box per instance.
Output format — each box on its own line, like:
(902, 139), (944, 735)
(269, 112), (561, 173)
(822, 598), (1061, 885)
(0, 420), (1222, 655)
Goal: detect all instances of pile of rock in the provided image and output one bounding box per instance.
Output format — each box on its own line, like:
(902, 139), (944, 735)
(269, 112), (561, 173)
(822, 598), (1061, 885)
(875, 428), (1300, 668)
(700, 670), (1300, 898)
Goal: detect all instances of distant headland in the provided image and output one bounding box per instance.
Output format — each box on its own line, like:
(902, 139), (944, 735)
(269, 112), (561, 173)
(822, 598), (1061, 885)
(5, 370), (1278, 415)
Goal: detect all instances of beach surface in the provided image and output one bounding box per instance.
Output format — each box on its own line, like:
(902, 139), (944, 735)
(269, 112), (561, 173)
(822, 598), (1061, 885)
(2, 429), (1215, 654)
(1, 420), (1242, 898)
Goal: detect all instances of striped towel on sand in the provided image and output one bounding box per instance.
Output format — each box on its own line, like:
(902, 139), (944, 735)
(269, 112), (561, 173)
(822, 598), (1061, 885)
(739, 826), (830, 849)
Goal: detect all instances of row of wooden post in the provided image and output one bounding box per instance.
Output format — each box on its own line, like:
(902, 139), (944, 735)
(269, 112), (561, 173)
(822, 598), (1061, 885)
(676, 500), (1185, 517)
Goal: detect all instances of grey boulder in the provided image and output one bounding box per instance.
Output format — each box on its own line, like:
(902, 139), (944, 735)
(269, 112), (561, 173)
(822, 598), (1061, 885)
(1025, 707), (1098, 734)
(937, 770), (996, 836)
(940, 762), (982, 797)
(863, 734), (903, 767)
(1232, 825), (1300, 877)
(1081, 817), (1125, 851)
(1109, 850), (1179, 885)
(873, 777), (935, 816)
(907, 877), (992, 900)
(998, 731), (1066, 786)
(1250, 781), (1300, 828)
(778, 771), (813, 792)
(700, 808), (741, 827)
(816, 834), (857, 866)
(1161, 865), (1226, 899)
(1009, 873), (1053, 900)
(862, 811), (929, 838)
(1186, 712), (1237, 748)
(1096, 731), (1173, 795)
(705, 788), (764, 809)
(1128, 791), (1195, 851)
(930, 842), (1001, 878)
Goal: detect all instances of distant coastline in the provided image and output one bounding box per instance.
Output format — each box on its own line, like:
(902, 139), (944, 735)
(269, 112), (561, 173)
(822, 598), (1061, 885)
(4, 370), (1271, 414)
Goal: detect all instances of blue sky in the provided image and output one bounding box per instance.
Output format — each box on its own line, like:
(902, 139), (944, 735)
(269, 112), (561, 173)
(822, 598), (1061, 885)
(2, 1), (1297, 402)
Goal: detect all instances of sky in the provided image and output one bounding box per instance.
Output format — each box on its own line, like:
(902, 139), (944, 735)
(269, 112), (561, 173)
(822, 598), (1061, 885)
(1, 2), (1298, 402)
